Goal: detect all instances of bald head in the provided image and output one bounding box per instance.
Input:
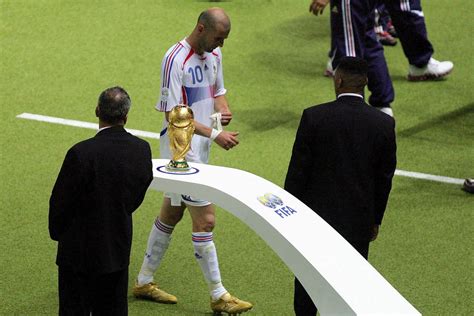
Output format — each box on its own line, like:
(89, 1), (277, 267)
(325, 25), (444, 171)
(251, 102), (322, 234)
(189, 7), (231, 54)
(197, 8), (231, 32)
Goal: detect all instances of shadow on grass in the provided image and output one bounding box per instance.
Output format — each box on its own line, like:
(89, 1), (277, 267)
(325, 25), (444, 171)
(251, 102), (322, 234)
(129, 297), (211, 315)
(250, 14), (330, 79)
(398, 102), (474, 138)
(275, 13), (330, 41)
(391, 74), (451, 82)
(239, 107), (301, 132)
(390, 74), (408, 82)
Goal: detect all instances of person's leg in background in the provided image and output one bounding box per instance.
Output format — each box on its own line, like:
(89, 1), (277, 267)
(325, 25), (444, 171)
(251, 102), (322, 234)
(384, 0), (453, 80)
(330, 0), (394, 116)
(365, 11), (395, 116)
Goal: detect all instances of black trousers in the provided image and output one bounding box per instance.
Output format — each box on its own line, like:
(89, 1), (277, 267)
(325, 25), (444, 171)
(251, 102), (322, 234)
(58, 265), (128, 316)
(294, 241), (369, 316)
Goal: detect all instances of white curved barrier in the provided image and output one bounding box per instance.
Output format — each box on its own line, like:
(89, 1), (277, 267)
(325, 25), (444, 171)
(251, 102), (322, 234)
(150, 159), (421, 316)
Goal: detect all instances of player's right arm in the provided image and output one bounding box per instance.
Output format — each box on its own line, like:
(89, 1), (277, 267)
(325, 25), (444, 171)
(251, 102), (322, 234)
(164, 111), (239, 151)
(309, 0), (329, 15)
(156, 44), (185, 113)
(193, 119), (239, 151)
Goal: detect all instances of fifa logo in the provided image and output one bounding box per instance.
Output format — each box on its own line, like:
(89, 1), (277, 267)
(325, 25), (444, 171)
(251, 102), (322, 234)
(257, 193), (283, 209)
(257, 193), (297, 219)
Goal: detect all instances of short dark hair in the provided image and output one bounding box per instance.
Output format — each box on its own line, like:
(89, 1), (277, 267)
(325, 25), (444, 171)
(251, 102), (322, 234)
(335, 57), (368, 89)
(336, 56), (368, 77)
(97, 86), (131, 124)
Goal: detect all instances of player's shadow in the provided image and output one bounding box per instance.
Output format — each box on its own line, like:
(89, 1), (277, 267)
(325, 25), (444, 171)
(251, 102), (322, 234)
(250, 14), (331, 79)
(239, 107), (301, 132)
(390, 74), (451, 82)
(398, 102), (474, 140)
(129, 298), (211, 315)
(390, 74), (409, 81)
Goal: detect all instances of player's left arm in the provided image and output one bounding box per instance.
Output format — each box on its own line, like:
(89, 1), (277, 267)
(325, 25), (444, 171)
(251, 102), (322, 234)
(214, 95), (232, 126)
(213, 48), (232, 126)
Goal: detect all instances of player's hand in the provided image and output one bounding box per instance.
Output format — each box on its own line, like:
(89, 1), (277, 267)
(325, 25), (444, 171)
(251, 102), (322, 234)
(309, 0), (329, 15)
(370, 224), (380, 241)
(214, 131), (239, 150)
(220, 111), (232, 126)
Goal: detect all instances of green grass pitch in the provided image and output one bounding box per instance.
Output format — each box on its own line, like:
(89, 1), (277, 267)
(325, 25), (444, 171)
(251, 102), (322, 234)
(1, 0), (473, 315)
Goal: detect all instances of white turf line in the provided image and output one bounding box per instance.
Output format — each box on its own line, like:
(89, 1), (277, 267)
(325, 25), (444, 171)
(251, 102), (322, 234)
(17, 112), (465, 186)
(16, 112), (161, 140)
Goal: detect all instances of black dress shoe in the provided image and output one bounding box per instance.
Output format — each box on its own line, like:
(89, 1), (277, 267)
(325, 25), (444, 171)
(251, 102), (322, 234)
(462, 178), (474, 193)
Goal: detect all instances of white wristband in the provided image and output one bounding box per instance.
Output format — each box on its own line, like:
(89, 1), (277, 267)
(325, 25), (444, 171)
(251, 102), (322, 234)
(210, 112), (223, 131)
(210, 128), (222, 141)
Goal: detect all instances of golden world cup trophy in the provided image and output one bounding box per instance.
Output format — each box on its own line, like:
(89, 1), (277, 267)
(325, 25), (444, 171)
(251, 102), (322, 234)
(166, 104), (195, 171)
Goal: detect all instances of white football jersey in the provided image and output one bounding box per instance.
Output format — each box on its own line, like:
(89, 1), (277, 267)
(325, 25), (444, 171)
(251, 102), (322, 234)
(157, 39), (226, 164)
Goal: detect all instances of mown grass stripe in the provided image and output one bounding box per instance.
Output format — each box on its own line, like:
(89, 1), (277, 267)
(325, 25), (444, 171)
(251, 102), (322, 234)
(17, 112), (465, 185)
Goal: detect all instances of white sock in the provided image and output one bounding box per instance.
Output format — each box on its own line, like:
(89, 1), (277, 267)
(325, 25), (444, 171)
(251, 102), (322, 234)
(137, 218), (174, 286)
(192, 232), (227, 300)
(378, 107), (394, 117)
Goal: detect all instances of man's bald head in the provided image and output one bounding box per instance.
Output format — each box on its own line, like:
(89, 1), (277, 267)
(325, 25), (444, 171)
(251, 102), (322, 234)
(189, 7), (231, 54)
(197, 8), (231, 32)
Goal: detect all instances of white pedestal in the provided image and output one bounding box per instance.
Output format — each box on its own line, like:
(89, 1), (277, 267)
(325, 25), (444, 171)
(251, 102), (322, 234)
(150, 159), (421, 316)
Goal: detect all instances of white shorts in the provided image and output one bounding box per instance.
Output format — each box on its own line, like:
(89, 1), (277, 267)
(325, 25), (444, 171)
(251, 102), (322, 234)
(164, 192), (211, 207)
(160, 130), (211, 164)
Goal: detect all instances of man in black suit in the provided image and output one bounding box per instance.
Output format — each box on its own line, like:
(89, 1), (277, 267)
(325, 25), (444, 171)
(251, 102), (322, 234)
(284, 57), (397, 316)
(49, 86), (153, 315)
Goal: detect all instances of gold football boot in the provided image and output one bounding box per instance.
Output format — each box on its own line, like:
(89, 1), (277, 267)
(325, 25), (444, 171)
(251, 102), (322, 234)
(132, 282), (177, 304)
(210, 292), (253, 315)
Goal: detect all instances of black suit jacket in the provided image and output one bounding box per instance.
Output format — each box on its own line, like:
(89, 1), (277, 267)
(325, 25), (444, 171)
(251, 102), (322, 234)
(49, 126), (153, 274)
(284, 96), (396, 245)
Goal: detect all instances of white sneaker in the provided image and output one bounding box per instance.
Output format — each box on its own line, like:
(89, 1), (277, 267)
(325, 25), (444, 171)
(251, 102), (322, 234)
(378, 107), (394, 117)
(408, 57), (453, 81)
(324, 59), (334, 77)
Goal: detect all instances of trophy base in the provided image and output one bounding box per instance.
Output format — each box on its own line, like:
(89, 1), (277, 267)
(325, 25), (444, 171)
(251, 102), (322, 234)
(166, 160), (191, 171)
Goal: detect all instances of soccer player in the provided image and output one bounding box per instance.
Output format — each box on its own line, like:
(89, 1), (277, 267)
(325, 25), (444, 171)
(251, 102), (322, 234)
(132, 8), (253, 315)
(374, 4), (397, 47)
(310, 0), (454, 79)
(382, 0), (454, 81)
(309, 0), (454, 116)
